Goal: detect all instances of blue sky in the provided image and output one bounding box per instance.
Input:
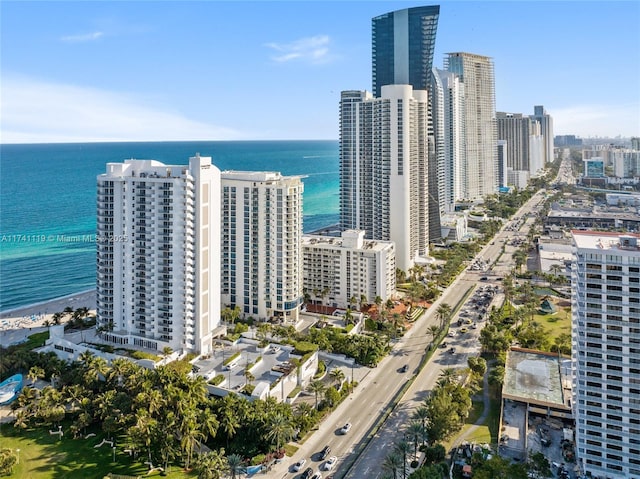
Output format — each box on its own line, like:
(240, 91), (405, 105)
(1, 1), (638, 143)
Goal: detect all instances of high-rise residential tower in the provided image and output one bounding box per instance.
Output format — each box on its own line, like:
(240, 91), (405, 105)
(371, 5), (440, 98)
(96, 155), (220, 355)
(531, 105), (554, 166)
(445, 52), (498, 200)
(432, 67), (465, 211)
(571, 231), (640, 479)
(497, 112), (535, 172)
(339, 85), (430, 272)
(220, 171), (304, 323)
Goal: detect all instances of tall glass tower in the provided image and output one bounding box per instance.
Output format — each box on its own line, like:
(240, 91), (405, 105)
(372, 5), (440, 98)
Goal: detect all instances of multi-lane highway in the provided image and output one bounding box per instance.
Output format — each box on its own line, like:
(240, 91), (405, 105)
(268, 188), (549, 479)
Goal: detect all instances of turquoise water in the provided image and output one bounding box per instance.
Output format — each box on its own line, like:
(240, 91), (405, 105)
(0, 140), (339, 310)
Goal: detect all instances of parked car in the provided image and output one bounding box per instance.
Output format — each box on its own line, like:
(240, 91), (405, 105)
(460, 327), (468, 333)
(301, 467), (314, 479)
(440, 341), (448, 348)
(323, 456), (338, 471)
(293, 458), (307, 472)
(449, 347), (456, 354)
(320, 445), (331, 459)
(310, 473), (322, 479)
(339, 423), (352, 434)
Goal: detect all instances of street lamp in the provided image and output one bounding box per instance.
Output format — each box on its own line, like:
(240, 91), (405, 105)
(112, 446), (116, 463)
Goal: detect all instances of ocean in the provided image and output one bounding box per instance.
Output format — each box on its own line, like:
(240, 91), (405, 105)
(0, 140), (339, 311)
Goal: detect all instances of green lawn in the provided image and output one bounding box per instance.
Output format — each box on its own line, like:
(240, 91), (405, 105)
(535, 306), (571, 341)
(0, 421), (197, 479)
(444, 382), (502, 451)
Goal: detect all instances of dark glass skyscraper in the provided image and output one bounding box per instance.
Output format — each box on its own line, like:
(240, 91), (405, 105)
(371, 5), (440, 98)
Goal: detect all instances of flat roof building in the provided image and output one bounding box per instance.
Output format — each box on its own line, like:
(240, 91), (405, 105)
(302, 230), (396, 310)
(571, 231), (640, 479)
(221, 171), (304, 323)
(96, 155), (220, 355)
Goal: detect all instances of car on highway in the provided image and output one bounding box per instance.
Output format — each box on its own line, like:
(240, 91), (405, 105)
(400, 364), (409, 373)
(320, 445), (331, 460)
(301, 467), (314, 479)
(323, 456), (338, 471)
(339, 422), (352, 434)
(293, 458), (307, 472)
(480, 276), (488, 281)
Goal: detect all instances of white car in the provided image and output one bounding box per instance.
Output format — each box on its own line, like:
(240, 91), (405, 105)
(340, 422), (352, 434)
(323, 455), (338, 471)
(293, 458), (306, 472)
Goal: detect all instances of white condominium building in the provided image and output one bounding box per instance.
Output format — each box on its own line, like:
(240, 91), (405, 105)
(445, 52), (498, 201)
(432, 67), (465, 211)
(339, 84), (430, 273)
(571, 231), (640, 479)
(221, 171), (304, 323)
(96, 155), (220, 355)
(302, 230), (396, 309)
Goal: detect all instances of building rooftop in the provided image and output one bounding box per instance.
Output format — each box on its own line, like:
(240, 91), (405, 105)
(571, 230), (640, 252)
(503, 348), (569, 409)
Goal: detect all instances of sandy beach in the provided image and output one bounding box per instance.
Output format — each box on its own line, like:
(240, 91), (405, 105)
(0, 289), (97, 331)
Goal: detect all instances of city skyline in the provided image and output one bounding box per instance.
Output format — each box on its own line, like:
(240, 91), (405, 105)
(1, 1), (639, 143)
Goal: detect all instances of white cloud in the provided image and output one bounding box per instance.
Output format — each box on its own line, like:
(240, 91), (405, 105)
(265, 35), (334, 64)
(552, 104), (640, 138)
(0, 75), (242, 143)
(60, 31), (105, 43)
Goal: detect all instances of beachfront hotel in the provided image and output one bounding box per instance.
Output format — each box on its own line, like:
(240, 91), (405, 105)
(96, 155), (220, 355)
(220, 171), (304, 323)
(571, 231), (640, 479)
(302, 230), (396, 310)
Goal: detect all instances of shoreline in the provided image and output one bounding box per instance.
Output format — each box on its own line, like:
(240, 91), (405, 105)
(0, 288), (96, 317)
(0, 289), (96, 331)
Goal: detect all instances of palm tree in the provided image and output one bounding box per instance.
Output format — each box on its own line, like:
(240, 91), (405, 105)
(226, 453), (246, 479)
(344, 307), (353, 325)
(437, 367), (458, 386)
(180, 411), (204, 470)
(435, 303), (452, 331)
(407, 422), (424, 460)
(27, 365), (45, 386)
(193, 450), (228, 479)
(374, 295), (383, 316)
(244, 370), (255, 387)
(394, 440), (411, 479)
(265, 413), (295, 451)
(307, 380), (326, 410)
(219, 407), (240, 449)
(52, 312), (63, 325)
(329, 368), (345, 389)
(427, 325), (440, 343)
(349, 295), (358, 310)
(360, 294), (368, 311)
(382, 451), (404, 479)
(412, 406), (429, 446)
